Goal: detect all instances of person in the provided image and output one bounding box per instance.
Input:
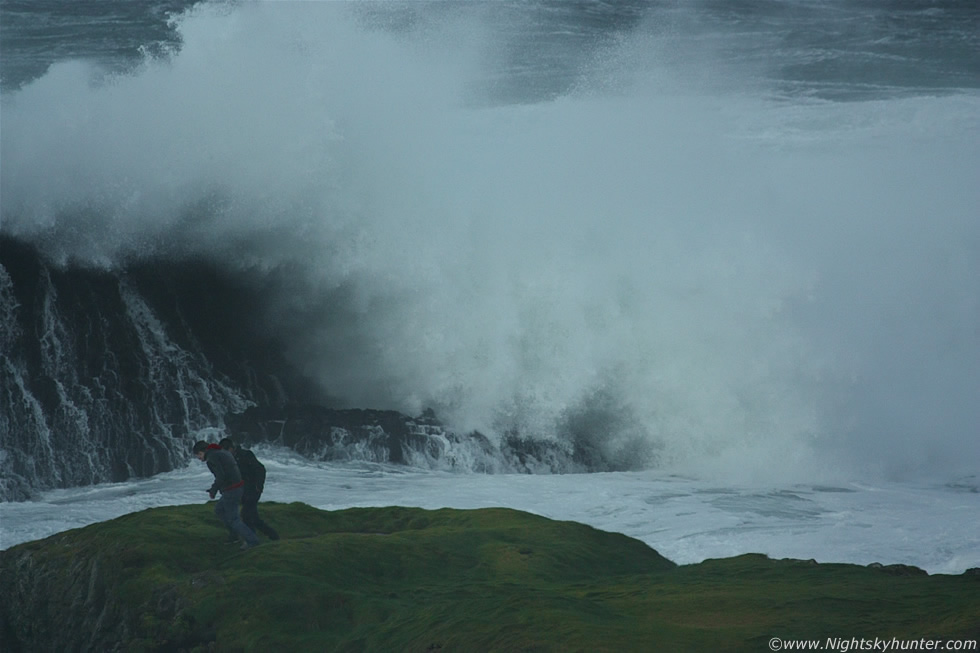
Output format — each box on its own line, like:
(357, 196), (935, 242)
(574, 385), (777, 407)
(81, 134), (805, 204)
(219, 437), (280, 541)
(193, 440), (260, 550)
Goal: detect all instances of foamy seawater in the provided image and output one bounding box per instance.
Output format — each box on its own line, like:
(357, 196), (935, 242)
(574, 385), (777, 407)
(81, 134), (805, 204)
(2, 448), (977, 576)
(1, 2), (978, 576)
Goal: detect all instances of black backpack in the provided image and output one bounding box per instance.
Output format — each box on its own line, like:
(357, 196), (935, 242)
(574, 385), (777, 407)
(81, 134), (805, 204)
(236, 449), (267, 490)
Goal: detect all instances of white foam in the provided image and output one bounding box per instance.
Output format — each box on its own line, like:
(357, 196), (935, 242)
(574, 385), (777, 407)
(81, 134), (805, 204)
(2, 454), (976, 575)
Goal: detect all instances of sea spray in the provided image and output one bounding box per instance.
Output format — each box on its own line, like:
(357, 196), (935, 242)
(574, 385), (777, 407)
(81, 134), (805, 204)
(1, 1), (978, 487)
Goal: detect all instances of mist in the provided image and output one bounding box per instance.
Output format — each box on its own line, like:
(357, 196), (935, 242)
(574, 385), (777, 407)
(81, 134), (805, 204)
(2, 1), (977, 483)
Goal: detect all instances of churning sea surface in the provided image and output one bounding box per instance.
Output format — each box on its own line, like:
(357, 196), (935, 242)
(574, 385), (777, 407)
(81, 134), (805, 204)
(1, 1), (979, 572)
(1, 448), (979, 575)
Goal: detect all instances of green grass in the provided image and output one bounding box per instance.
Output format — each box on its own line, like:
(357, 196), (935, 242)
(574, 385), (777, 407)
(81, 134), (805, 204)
(1, 503), (977, 652)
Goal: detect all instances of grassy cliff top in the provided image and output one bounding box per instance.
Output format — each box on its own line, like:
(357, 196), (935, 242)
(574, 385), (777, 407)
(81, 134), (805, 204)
(1, 502), (977, 652)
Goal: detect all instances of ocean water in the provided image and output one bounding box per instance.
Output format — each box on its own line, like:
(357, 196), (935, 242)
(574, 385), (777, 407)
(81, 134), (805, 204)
(1, 1), (978, 569)
(1, 446), (978, 575)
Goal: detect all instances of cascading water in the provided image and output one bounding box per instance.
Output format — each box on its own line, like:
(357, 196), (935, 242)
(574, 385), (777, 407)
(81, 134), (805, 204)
(0, 240), (255, 499)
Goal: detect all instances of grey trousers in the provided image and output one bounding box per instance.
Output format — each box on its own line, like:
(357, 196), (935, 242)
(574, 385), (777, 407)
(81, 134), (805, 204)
(215, 487), (259, 546)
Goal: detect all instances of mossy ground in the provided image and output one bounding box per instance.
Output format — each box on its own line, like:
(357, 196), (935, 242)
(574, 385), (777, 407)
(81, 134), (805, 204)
(1, 502), (977, 652)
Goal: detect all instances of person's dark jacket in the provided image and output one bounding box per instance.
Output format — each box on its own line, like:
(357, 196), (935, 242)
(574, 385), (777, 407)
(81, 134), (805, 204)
(233, 448), (267, 498)
(204, 445), (243, 495)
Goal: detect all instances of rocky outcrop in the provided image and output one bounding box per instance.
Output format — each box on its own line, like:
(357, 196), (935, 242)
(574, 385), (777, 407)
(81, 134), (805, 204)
(866, 562), (928, 577)
(0, 235), (314, 501)
(0, 235), (649, 501)
(223, 404), (588, 473)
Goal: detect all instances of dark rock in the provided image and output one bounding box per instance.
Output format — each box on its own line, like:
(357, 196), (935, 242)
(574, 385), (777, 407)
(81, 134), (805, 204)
(1, 235), (657, 500)
(0, 235), (317, 501)
(866, 562), (928, 577)
(224, 404), (588, 473)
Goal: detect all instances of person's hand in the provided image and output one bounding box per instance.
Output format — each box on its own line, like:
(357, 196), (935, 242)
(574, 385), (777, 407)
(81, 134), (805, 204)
(208, 489), (217, 500)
